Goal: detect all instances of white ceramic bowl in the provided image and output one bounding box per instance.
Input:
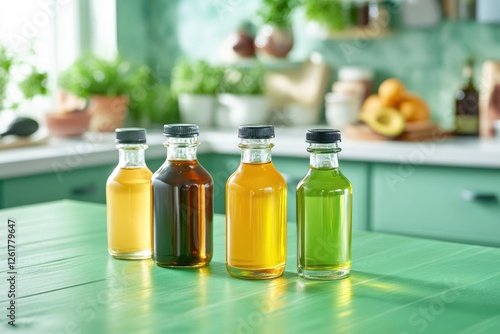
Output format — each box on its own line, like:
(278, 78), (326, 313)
(217, 94), (269, 127)
(178, 94), (217, 127)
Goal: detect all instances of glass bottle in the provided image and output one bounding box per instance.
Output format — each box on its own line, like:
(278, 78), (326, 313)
(296, 129), (352, 280)
(455, 58), (479, 136)
(106, 128), (153, 260)
(226, 125), (287, 279)
(152, 124), (213, 268)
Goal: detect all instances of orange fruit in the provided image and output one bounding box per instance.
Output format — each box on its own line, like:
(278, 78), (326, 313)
(378, 78), (406, 107)
(398, 93), (430, 122)
(398, 100), (418, 121)
(360, 94), (384, 121)
(361, 94), (383, 113)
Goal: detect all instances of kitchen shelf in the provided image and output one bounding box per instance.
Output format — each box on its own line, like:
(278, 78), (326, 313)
(326, 27), (394, 40)
(306, 21), (394, 40)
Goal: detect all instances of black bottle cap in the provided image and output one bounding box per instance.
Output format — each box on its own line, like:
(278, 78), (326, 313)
(238, 125), (275, 139)
(115, 128), (147, 144)
(306, 129), (341, 143)
(163, 124), (199, 137)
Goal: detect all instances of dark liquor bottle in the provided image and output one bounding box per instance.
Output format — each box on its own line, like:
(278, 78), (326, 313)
(455, 58), (479, 136)
(152, 124), (213, 268)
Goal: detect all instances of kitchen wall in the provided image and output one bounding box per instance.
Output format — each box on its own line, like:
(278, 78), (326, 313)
(117, 0), (500, 129)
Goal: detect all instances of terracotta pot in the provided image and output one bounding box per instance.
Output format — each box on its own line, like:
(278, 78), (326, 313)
(45, 111), (91, 137)
(87, 95), (128, 132)
(255, 25), (294, 59)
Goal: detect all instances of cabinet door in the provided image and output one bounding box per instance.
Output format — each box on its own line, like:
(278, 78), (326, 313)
(198, 153), (240, 215)
(371, 164), (500, 246)
(148, 158), (166, 172)
(343, 161), (369, 230)
(1, 165), (114, 208)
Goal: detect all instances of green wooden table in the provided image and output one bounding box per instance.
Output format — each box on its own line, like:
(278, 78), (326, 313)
(1, 200), (499, 334)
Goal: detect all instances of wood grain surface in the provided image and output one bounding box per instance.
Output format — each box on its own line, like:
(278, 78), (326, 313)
(344, 122), (451, 142)
(0, 200), (499, 333)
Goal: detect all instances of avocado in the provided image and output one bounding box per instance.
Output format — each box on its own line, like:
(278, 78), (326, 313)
(361, 108), (405, 138)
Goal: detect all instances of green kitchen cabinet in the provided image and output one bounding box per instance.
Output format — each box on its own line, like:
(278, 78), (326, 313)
(0, 154), (211, 210)
(342, 161), (369, 231)
(1, 164), (114, 209)
(371, 163), (500, 247)
(5, 150), (499, 247)
(199, 153), (240, 215)
(148, 158), (165, 172)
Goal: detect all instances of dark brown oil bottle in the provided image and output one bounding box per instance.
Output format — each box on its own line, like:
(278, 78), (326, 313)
(455, 58), (479, 136)
(152, 124), (213, 268)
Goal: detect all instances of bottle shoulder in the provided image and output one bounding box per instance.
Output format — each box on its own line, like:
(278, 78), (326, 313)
(152, 160), (213, 185)
(297, 168), (352, 190)
(457, 87), (478, 97)
(107, 166), (152, 185)
(227, 162), (287, 188)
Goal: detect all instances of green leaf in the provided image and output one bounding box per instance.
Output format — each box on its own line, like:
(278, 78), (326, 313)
(171, 60), (224, 95)
(302, 0), (345, 31)
(258, 0), (298, 28)
(58, 54), (134, 98)
(219, 65), (266, 95)
(18, 68), (48, 100)
(127, 65), (179, 124)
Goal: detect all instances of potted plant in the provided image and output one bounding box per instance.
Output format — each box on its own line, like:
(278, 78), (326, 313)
(218, 65), (269, 127)
(0, 47), (13, 113)
(303, 0), (345, 33)
(171, 60), (223, 126)
(0, 46), (49, 113)
(127, 65), (179, 127)
(302, 0), (391, 38)
(59, 55), (134, 132)
(255, 0), (297, 59)
(0, 46), (50, 139)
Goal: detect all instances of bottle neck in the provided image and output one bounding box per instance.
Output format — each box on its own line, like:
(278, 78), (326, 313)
(117, 144), (147, 168)
(165, 136), (198, 161)
(308, 143), (341, 169)
(239, 139), (273, 164)
(463, 65), (475, 89)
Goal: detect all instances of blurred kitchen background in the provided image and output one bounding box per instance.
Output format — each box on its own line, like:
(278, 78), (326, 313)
(0, 0), (499, 134)
(118, 0), (500, 133)
(1, 1), (500, 247)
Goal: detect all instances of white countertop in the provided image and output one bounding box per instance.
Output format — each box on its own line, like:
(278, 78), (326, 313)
(1, 127), (500, 179)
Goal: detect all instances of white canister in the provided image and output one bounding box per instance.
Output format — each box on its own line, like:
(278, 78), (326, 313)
(178, 94), (217, 127)
(332, 81), (365, 113)
(217, 94), (269, 127)
(325, 93), (359, 129)
(337, 67), (374, 102)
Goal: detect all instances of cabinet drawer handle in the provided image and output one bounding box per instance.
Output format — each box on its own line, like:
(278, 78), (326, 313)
(461, 190), (498, 203)
(71, 184), (97, 196)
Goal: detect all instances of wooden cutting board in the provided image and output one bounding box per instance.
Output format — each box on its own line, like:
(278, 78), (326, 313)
(0, 131), (49, 150)
(345, 121), (450, 142)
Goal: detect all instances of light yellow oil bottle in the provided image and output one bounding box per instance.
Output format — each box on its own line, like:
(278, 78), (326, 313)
(106, 128), (152, 260)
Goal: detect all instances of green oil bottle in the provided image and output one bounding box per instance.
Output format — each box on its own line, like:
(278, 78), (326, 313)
(296, 129), (352, 280)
